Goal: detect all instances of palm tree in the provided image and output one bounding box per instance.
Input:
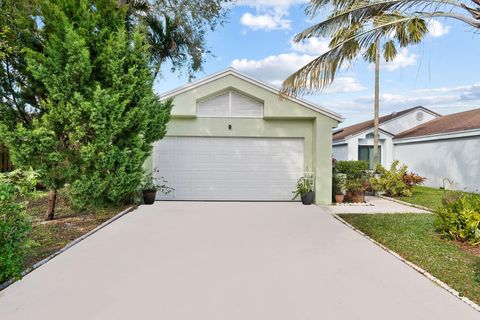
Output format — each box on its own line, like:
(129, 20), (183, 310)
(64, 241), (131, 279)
(281, 0), (480, 168)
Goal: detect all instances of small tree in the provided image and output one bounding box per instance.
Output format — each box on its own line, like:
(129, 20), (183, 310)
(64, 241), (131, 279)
(1, 0), (172, 219)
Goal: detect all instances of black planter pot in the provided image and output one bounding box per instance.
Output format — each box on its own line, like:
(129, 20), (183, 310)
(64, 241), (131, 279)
(142, 190), (157, 205)
(301, 191), (315, 205)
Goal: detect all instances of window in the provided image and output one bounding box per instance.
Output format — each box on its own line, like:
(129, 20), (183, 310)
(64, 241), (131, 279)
(197, 90), (263, 118)
(358, 145), (381, 170)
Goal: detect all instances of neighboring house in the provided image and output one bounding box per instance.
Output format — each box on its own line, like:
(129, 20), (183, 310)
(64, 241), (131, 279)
(333, 107), (480, 192)
(395, 108), (480, 192)
(333, 106), (440, 169)
(146, 68), (343, 204)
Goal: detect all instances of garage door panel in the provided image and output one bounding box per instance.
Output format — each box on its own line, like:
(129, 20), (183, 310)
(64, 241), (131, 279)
(153, 137), (304, 201)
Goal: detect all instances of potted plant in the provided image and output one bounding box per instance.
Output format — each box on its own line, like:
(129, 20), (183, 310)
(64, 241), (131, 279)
(141, 172), (173, 205)
(292, 177), (315, 205)
(332, 174), (346, 204)
(345, 179), (366, 203)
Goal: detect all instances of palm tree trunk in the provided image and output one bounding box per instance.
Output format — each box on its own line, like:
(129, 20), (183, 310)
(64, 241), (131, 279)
(373, 42), (380, 170)
(45, 189), (57, 220)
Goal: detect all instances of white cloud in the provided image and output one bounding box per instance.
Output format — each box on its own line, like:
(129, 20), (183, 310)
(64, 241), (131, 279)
(240, 12), (291, 30)
(428, 20), (451, 37)
(381, 48), (418, 71)
(290, 37), (330, 55)
(232, 53), (315, 86)
(331, 83), (480, 121)
(231, 53), (365, 93)
(323, 77), (366, 94)
(237, 0), (306, 32)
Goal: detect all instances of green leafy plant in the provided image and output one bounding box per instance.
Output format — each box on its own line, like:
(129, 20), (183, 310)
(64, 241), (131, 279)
(0, 169), (37, 283)
(141, 171), (174, 195)
(434, 194), (480, 245)
(332, 174), (346, 195)
(335, 160), (368, 179)
(370, 161), (424, 197)
(292, 177), (314, 200)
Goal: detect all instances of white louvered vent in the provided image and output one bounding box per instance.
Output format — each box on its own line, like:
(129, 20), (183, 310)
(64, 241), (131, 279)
(197, 91), (263, 118)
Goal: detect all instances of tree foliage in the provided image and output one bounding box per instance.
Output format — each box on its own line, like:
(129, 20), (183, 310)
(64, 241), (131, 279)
(0, 0), (172, 213)
(122, 0), (232, 78)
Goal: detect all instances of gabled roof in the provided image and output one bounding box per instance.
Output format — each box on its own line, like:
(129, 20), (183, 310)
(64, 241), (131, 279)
(333, 106), (440, 141)
(161, 68), (344, 122)
(395, 108), (480, 139)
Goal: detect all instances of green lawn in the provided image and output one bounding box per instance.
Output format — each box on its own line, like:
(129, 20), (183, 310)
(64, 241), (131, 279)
(395, 186), (480, 210)
(340, 213), (480, 305)
(395, 186), (445, 210)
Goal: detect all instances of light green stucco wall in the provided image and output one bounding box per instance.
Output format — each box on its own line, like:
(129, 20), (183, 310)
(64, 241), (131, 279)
(147, 73), (339, 204)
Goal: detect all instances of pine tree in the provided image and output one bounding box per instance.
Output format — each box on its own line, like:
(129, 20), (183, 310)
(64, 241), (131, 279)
(0, 0), (172, 219)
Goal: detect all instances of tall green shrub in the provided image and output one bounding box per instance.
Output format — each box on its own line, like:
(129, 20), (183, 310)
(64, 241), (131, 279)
(0, 169), (37, 283)
(0, 0), (172, 217)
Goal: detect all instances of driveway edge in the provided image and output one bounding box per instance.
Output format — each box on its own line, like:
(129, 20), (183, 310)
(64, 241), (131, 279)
(378, 195), (433, 212)
(0, 205), (136, 291)
(331, 213), (480, 313)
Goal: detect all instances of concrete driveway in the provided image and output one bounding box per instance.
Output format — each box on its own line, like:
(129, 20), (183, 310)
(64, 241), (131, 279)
(0, 202), (477, 319)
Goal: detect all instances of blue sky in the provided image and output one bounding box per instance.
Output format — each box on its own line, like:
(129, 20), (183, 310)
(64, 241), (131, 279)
(156, 0), (480, 127)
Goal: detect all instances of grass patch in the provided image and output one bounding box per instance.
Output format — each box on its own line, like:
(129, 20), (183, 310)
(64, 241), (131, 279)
(395, 186), (445, 209)
(340, 213), (480, 305)
(23, 191), (129, 269)
(394, 186), (480, 210)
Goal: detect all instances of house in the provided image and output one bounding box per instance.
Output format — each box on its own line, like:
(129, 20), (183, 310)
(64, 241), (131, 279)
(394, 108), (480, 192)
(333, 106), (441, 169)
(333, 107), (480, 192)
(146, 68), (343, 204)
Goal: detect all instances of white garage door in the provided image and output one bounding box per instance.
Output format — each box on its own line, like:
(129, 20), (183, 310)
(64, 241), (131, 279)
(153, 137), (304, 201)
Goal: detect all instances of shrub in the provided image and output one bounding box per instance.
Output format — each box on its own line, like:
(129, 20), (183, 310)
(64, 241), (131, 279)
(335, 160), (369, 179)
(434, 194), (480, 245)
(0, 169), (37, 283)
(370, 161), (425, 197)
(403, 172), (426, 188)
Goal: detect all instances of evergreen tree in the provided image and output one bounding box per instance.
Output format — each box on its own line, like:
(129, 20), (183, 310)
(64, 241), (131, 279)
(0, 0), (172, 219)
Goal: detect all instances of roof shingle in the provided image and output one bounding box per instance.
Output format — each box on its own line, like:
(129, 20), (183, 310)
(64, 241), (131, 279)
(395, 108), (480, 139)
(333, 106), (435, 141)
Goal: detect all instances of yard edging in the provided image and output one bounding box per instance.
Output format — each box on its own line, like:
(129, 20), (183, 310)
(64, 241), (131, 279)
(378, 195), (433, 212)
(331, 213), (480, 313)
(0, 205), (136, 291)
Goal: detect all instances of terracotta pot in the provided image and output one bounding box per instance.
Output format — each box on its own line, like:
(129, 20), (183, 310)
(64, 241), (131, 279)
(335, 194), (344, 204)
(350, 190), (365, 203)
(142, 190), (157, 205)
(346, 190), (353, 202)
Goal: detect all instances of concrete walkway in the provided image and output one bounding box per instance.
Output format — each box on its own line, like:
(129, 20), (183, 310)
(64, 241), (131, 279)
(0, 202), (476, 319)
(326, 195), (429, 214)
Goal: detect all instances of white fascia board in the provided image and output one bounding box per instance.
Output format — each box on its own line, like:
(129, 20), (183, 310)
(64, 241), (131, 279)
(394, 128), (480, 144)
(345, 127), (395, 141)
(160, 68), (345, 123)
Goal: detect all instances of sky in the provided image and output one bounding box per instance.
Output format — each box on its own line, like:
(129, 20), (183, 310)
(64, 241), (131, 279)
(155, 0), (480, 127)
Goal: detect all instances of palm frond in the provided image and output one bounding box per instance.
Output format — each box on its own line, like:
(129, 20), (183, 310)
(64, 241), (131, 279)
(281, 15), (420, 97)
(296, 0), (462, 41)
